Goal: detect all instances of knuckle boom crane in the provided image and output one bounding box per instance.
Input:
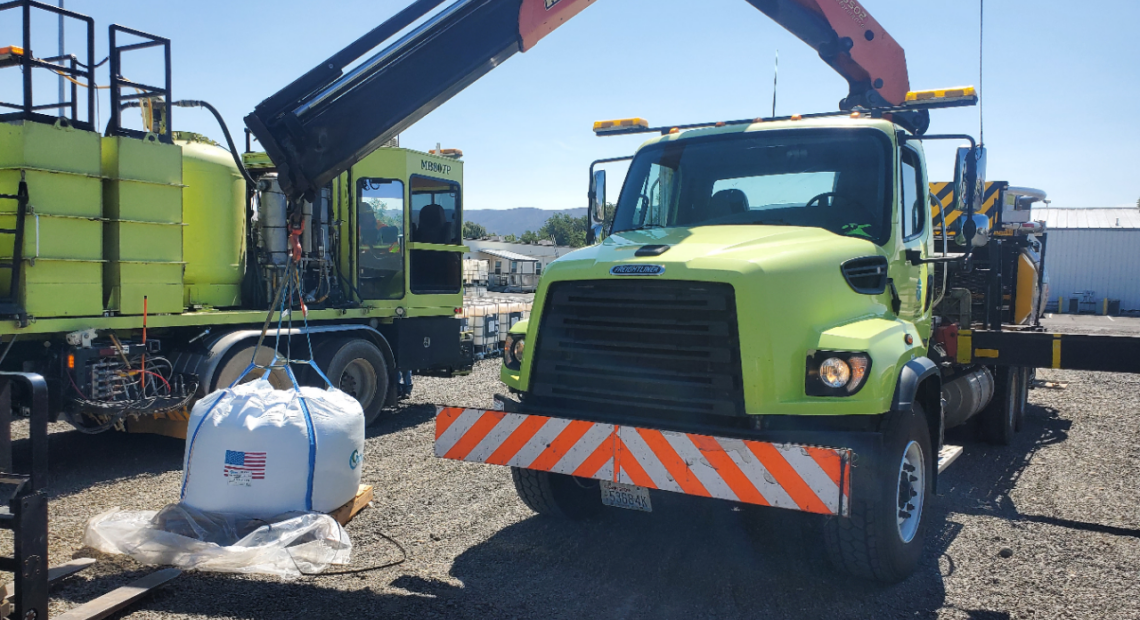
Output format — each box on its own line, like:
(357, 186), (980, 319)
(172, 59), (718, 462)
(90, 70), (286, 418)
(245, 0), (929, 203)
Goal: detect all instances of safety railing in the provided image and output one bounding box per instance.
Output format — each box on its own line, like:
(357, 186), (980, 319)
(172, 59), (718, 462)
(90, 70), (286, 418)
(0, 0), (96, 129)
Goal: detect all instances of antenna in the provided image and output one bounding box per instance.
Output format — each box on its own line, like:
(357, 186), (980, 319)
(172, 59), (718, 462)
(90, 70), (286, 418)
(771, 50), (779, 118)
(978, 0), (984, 145)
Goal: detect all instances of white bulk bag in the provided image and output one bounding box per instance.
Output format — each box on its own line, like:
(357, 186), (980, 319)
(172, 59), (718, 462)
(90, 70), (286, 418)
(181, 370), (365, 518)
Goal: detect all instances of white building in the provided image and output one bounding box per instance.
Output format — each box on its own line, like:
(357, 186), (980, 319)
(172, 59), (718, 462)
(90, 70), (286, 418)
(1036, 207), (1140, 313)
(464, 239), (577, 292)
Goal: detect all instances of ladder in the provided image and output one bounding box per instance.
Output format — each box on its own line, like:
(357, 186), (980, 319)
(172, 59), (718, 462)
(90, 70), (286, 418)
(0, 174), (28, 324)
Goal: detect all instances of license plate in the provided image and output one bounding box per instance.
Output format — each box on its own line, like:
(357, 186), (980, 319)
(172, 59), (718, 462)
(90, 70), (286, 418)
(600, 481), (652, 512)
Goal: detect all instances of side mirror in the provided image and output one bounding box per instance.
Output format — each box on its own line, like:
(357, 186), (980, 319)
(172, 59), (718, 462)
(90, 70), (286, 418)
(587, 169), (606, 245)
(590, 170), (606, 223)
(952, 145), (987, 217)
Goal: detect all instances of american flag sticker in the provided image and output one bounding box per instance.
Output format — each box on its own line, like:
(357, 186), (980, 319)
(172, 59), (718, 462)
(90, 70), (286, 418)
(224, 450), (266, 487)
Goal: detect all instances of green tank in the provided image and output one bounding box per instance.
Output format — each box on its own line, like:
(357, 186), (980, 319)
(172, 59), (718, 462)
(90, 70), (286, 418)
(178, 137), (246, 308)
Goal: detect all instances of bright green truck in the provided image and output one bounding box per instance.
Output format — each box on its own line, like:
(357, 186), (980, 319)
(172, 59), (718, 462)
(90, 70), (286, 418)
(0, 5), (471, 436)
(435, 96), (1051, 582)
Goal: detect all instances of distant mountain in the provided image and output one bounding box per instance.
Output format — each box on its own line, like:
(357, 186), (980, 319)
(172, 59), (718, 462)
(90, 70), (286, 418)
(465, 207), (587, 237)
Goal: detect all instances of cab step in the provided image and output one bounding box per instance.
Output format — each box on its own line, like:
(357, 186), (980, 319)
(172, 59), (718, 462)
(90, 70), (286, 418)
(937, 445), (964, 474)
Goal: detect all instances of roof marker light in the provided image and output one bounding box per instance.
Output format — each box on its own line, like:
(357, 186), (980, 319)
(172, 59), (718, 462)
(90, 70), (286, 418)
(791, 114), (803, 121)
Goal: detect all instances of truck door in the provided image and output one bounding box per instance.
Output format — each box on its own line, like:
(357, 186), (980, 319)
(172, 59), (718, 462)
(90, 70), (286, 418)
(408, 175), (463, 295)
(355, 178), (406, 300)
(898, 146), (931, 327)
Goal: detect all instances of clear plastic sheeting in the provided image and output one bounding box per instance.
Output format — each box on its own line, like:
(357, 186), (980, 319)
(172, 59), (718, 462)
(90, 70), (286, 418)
(85, 503), (352, 578)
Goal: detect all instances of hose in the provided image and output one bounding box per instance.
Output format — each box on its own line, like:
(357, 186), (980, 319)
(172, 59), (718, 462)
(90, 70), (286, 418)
(172, 100), (257, 186)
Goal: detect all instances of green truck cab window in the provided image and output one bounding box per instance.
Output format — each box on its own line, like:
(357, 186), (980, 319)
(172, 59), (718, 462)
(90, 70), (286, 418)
(901, 147), (925, 240)
(410, 175), (461, 245)
(357, 178), (405, 300)
(612, 129), (892, 245)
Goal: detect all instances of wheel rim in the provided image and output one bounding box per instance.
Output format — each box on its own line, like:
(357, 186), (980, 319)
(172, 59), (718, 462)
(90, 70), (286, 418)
(338, 358), (378, 409)
(896, 440), (925, 544)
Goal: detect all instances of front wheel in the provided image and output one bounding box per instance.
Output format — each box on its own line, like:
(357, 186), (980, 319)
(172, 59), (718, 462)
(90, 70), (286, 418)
(511, 467), (602, 520)
(824, 403), (932, 582)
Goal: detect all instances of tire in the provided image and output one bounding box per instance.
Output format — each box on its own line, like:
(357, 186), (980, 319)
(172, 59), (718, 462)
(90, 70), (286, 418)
(1014, 367), (1031, 432)
(316, 338), (389, 426)
(824, 403), (932, 582)
(980, 366), (1019, 445)
(211, 343), (293, 392)
(511, 467), (603, 520)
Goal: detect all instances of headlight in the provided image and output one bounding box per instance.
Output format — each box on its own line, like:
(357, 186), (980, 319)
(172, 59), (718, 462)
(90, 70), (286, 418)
(806, 352), (871, 396)
(504, 333), (525, 370)
(819, 358), (850, 388)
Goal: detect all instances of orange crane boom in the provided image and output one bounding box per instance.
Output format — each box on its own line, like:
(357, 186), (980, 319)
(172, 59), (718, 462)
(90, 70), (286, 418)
(246, 0), (923, 201)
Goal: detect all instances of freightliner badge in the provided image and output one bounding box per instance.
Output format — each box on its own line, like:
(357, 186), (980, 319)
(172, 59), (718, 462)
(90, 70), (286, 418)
(610, 264), (666, 276)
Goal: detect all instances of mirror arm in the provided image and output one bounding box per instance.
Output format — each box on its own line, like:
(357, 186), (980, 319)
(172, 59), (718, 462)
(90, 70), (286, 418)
(905, 249), (962, 266)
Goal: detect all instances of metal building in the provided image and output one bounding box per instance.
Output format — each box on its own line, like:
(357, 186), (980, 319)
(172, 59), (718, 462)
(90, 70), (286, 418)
(1036, 207), (1140, 313)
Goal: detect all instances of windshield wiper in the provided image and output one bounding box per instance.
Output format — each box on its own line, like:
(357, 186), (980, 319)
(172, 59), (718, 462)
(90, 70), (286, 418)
(633, 223), (666, 230)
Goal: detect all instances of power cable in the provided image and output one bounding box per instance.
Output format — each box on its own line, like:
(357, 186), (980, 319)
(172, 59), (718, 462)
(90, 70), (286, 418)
(171, 100), (257, 185)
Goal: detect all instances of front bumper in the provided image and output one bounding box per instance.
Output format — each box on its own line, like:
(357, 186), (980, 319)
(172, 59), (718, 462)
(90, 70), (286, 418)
(435, 407), (855, 517)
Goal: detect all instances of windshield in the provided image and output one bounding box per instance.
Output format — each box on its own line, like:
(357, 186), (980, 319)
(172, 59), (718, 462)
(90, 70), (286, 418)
(612, 128), (892, 244)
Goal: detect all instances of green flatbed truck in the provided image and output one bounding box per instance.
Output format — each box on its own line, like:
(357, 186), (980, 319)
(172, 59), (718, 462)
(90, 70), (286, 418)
(0, 3), (472, 435)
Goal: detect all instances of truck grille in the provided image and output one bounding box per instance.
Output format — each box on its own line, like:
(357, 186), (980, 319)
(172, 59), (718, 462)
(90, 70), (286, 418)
(528, 280), (745, 425)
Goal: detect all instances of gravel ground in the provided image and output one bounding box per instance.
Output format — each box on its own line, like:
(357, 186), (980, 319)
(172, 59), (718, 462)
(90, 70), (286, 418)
(1, 359), (1138, 619)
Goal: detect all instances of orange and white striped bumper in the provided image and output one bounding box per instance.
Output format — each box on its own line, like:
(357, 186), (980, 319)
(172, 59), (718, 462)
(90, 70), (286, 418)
(435, 407), (853, 517)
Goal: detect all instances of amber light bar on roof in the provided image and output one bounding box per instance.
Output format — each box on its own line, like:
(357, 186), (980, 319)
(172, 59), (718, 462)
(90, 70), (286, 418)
(905, 86), (978, 106)
(593, 118), (650, 134)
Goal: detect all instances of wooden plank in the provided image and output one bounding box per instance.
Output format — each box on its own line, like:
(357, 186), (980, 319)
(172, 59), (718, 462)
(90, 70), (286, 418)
(54, 568), (181, 620)
(3, 557), (97, 600)
(329, 484), (373, 526)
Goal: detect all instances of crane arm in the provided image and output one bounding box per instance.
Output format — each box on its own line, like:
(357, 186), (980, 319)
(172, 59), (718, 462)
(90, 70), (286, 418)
(246, 0), (918, 201)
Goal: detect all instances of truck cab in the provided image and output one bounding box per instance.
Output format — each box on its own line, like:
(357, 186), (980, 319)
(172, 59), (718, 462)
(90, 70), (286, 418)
(502, 117), (935, 426)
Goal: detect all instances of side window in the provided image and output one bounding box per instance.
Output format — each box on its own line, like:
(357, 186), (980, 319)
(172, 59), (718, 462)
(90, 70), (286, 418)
(901, 149), (924, 240)
(633, 163), (675, 228)
(410, 175), (461, 245)
(357, 179), (405, 300)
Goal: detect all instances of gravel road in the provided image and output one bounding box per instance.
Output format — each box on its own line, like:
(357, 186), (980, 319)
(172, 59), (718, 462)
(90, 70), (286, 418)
(3, 360), (1138, 619)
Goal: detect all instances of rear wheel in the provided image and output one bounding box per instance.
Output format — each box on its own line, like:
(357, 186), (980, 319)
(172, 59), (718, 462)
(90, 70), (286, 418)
(211, 343), (292, 392)
(1015, 367), (1032, 431)
(824, 403), (931, 582)
(511, 467), (602, 520)
(316, 338), (389, 425)
(980, 366), (1019, 445)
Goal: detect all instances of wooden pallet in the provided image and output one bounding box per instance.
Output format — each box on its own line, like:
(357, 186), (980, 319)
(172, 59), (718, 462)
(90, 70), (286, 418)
(329, 484), (373, 526)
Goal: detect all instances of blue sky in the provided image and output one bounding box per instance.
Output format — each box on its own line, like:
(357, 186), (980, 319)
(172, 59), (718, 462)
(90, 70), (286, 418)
(5, 0), (1138, 210)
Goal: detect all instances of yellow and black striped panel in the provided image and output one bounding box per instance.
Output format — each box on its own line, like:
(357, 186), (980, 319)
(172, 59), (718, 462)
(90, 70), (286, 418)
(929, 181), (1005, 235)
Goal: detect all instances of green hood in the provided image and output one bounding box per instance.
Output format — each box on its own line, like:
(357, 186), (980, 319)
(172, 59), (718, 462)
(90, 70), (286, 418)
(519, 224), (905, 415)
(556, 225), (881, 275)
